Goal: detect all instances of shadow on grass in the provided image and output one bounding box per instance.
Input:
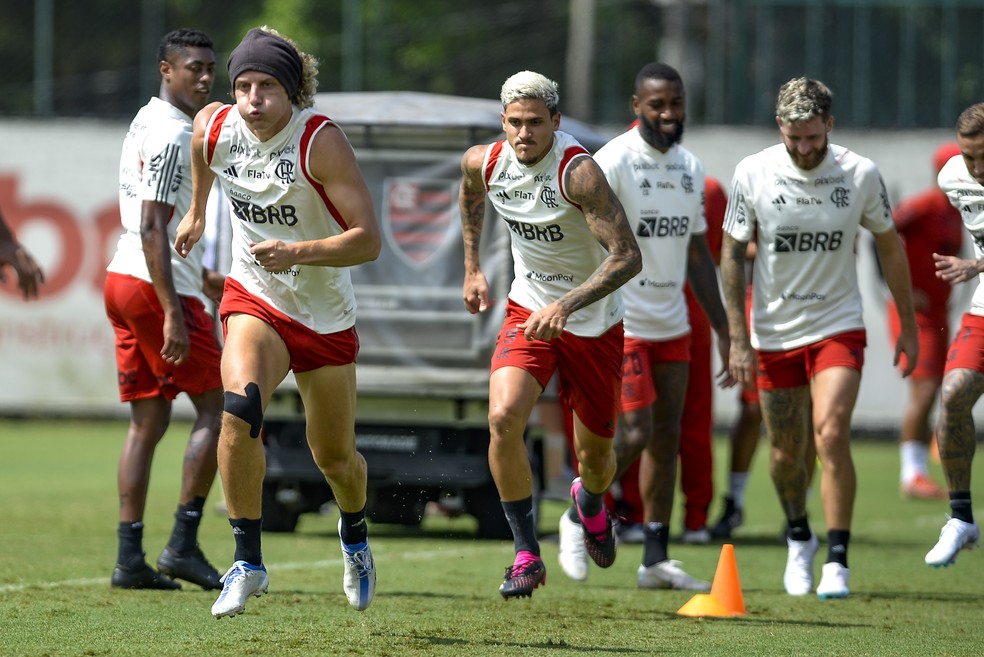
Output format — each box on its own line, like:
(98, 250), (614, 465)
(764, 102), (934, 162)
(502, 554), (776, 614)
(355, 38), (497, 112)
(858, 590), (982, 604)
(694, 533), (930, 549)
(417, 635), (653, 653)
(277, 588), (472, 600)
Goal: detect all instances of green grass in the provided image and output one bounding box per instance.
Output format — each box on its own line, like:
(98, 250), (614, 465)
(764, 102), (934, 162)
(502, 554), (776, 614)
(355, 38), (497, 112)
(1, 418), (982, 656)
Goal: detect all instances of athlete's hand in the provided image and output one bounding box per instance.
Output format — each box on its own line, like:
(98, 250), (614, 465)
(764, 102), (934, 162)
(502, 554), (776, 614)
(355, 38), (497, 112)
(714, 331), (738, 389)
(250, 240), (294, 272)
(161, 310), (190, 366)
(894, 324), (920, 378)
(0, 241), (44, 300)
(934, 252), (981, 285)
(463, 270), (493, 314)
(519, 301), (568, 341)
(174, 211), (205, 258)
(728, 338), (756, 389)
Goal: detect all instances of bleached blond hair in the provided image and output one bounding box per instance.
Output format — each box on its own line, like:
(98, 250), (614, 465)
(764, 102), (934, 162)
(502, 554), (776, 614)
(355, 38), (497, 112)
(500, 71), (560, 115)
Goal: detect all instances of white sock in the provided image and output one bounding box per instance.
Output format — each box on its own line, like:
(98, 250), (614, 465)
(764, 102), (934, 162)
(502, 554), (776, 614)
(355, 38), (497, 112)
(729, 472), (750, 508)
(900, 441), (929, 484)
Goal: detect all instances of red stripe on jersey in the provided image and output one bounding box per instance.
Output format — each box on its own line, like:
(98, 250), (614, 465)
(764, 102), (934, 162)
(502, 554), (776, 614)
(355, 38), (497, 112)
(483, 141), (505, 190)
(206, 105), (233, 165)
(558, 146), (589, 211)
(299, 114), (349, 231)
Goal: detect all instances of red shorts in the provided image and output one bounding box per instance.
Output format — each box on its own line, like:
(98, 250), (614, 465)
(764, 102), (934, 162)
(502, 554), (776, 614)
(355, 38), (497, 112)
(945, 313), (984, 375)
(756, 330), (866, 390)
(888, 303), (949, 380)
(220, 278), (359, 373)
(104, 272), (222, 402)
(491, 299), (623, 438)
(620, 334), (691, 412)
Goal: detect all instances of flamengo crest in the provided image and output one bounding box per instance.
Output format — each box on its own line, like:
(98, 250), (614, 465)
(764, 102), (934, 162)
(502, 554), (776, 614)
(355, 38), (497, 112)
(382, 177), (459, 269)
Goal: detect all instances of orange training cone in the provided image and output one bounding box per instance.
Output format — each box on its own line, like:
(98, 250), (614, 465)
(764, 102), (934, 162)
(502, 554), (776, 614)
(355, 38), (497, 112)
(710, 543), (746, 615)
(676, 593), (734, 617)
(676, 543), (746, 617)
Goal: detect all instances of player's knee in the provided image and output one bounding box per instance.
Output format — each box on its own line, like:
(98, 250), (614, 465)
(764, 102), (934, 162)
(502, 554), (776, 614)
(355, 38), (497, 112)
(223, 382), (263, 438)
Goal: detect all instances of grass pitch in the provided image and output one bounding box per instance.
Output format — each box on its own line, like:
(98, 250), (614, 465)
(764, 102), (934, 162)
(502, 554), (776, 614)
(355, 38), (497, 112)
(1, 418), (981, 656)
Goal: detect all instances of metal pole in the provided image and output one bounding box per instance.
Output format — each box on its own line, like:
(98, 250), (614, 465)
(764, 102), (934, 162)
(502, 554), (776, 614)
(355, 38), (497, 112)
(141, 0), (166, 102)
(566, 0), (595, 121)
(33, 0), (54, 116)
(342, 0), (363, 91)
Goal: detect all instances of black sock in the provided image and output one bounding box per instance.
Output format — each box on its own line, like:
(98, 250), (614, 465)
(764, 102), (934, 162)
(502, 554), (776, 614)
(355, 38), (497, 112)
(501, 497), (540, 557)
(229, 517), (263, 566)
(575, 483), (604, 518)
(826, 529), (850, 568)
(787, 516), (812, 542)
(339, 505), (369, 545)
(167, 496), (206, 554)
(642, 522), (669, 567)
(949, 491), (974, 524)
(117, 521), (145, 569)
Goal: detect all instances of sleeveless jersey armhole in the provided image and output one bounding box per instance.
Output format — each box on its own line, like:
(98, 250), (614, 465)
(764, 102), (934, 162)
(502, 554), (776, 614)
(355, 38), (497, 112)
(558, 146), (590, 211)
(482, 140), (505, 191)
(204, 105), (233, 166)
(300, 114), (349, 231)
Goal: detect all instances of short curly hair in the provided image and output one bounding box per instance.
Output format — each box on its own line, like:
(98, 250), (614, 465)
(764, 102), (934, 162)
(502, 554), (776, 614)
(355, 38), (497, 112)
(158, 28), (213, 65)
(776, 77), (833, 125)
(956, 103), (984, 139)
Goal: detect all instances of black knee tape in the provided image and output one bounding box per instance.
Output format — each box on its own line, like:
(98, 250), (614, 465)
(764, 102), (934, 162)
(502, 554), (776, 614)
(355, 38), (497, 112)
(224, 382), (263, 438)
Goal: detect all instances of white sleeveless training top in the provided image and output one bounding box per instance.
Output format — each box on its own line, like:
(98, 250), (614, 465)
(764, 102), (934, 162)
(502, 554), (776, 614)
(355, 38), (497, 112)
(205, 105), (357, 333)
(482, 130), (623, 337)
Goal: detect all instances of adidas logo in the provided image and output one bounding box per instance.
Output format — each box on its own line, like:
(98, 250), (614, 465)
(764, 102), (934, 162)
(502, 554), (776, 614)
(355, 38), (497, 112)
(640, 179), (651, 195)
(495, 191), (510, 203)
(772, 195), (787, 209)
(223, 166), (239, 179)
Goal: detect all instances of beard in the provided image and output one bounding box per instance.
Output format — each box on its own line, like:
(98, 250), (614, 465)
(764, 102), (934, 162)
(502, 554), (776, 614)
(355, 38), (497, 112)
(786, 139), (829, 170)
(638, 115), (684, 151)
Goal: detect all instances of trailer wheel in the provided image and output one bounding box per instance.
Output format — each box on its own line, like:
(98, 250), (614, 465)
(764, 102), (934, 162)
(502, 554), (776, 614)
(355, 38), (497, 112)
(261, 483), (300, 533)
(465, 482), (513, 540)
(368, 486), (426, 527)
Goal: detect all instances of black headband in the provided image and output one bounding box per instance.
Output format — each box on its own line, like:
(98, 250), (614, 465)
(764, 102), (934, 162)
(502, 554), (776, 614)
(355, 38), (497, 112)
(227, 28), (302, 99)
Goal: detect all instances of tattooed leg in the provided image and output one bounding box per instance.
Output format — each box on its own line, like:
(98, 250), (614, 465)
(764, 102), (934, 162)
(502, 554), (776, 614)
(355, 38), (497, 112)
(761, 386), (812, 521)
(937, 368), (984, 492)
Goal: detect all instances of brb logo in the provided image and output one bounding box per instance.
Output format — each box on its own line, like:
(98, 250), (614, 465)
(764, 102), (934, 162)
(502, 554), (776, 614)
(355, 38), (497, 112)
(229, 198), (298, 226)
(636, 216), (690, 238)
(504, 218), (564, 242)
(774, 230), (844, 253)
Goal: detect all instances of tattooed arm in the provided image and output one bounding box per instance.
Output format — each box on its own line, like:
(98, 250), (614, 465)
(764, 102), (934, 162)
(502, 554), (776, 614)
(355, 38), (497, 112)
(459, 144), (492, 314)
(720, 232), (755, 387)
(519, 155), (642, 341)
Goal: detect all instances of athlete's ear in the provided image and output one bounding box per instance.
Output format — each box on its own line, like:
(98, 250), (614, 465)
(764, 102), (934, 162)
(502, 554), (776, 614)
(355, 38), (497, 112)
(159, 59), (172, 83)
(826, 115), (835, 133)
